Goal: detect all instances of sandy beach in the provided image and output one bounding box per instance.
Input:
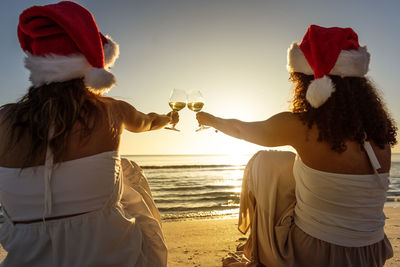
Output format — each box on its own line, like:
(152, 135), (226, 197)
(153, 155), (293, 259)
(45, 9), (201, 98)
(163, 207), (400, 267)
(0, 207), (398, 266)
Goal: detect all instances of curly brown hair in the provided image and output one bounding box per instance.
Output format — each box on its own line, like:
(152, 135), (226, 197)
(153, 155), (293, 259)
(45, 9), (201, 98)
(290, 72), (397, 153)
(0, 79), (110, 166)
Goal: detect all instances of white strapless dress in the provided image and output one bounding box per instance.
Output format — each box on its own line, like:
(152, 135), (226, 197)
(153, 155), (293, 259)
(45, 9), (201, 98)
(0, 152), (167, 267)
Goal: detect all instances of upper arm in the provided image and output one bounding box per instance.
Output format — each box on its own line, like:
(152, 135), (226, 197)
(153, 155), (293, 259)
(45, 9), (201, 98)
(116, 100), (152, 133)
(236, 112), (304, 148)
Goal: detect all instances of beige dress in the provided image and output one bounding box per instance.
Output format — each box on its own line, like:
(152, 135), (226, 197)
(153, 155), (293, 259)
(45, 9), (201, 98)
(239, 150), (393, 267)
(0, 153), (167, 267)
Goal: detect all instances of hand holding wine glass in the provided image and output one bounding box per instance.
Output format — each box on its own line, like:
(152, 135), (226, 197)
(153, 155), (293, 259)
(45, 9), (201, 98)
(196, 111), (215, 126)
(187, 90), (210, 131)
(167, 110), (179, 125)
(165, 88), (186, 131)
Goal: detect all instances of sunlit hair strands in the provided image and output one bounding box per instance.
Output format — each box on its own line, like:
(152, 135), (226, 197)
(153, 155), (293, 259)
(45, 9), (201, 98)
(290, 72), (397, 153)
(0, 79), (116, 166)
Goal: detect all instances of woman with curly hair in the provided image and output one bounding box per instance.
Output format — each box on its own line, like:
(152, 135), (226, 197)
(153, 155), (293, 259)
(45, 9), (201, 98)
(197, 25), (396, 267)
(0, 2), (177, 266)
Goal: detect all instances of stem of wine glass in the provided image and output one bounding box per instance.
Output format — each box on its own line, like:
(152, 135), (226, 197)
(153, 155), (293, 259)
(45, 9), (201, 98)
(195, 124), (210, 132)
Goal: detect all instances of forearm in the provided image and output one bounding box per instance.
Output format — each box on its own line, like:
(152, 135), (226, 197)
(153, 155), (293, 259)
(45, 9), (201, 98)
(147, 112), (171, 131)
(118, 100), (176, 133)
(208, 116), (244, 140)
(197, 111), (299, 147)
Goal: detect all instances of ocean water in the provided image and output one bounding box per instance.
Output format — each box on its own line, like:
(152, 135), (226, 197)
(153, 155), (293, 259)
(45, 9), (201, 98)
(127, 153), (400, 221)
(126, 154), (250, 220)
(389, 153), (400, 201)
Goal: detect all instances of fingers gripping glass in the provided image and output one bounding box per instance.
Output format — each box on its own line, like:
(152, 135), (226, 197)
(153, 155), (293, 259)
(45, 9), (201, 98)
(165, 88), (186, 131)
(187, 90), (209, 132)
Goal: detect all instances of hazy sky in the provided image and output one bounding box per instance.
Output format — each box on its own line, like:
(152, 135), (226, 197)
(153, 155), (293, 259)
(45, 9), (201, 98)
(1, 0), (399, 155)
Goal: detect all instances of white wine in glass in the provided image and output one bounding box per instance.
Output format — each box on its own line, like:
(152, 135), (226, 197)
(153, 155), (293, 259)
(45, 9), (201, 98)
(187, 102), (204, 112)
(187, 90), (209, 131)
(165, 88), (186, 131)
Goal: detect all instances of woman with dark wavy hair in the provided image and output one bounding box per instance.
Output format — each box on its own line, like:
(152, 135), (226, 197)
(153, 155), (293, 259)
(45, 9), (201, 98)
(197, 25), (396, 267)
(0, 2), (176, 266)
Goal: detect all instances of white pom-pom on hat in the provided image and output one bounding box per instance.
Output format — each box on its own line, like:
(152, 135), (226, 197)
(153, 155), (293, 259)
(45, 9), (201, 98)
(103, 35), (120, 68)
(306, 76), (335, 108)
(84, 68), (116, 94)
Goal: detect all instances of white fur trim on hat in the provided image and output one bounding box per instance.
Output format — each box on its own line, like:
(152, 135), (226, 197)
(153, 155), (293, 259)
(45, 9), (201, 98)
(24, 51), (117, 92)
(306, 75), (335, 108)
(287, 43), (370, 77)
(25, 53), (90, 87)
(103, 35), (119, 68)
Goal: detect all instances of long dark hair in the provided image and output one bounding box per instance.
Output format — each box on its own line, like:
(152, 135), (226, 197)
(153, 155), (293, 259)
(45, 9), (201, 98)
(0, 79), (107, 165)
(290, 72), (397, 153)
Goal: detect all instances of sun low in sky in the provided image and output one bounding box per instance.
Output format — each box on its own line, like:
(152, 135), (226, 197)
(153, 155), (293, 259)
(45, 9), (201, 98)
(1, 0), (399, 155)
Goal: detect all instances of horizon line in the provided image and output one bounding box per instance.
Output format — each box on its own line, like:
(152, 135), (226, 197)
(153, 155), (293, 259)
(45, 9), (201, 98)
(121, 153), (255, 156)
(122, 152), (400, 156)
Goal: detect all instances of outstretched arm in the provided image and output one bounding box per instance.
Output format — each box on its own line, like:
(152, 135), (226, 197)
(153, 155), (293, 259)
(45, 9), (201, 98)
(196, 111), (302, 147)
(117, 100), (178, 133)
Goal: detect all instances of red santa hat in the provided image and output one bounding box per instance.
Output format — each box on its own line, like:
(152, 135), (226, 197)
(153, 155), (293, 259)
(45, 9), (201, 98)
(18, 1), (119, 94)
(287, 25), (370, 108)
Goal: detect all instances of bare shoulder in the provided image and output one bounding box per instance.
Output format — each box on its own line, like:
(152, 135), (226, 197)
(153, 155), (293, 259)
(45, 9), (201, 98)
(270, 111), (304, 123)
(98, 96), (120, 107)
(256, 111), (308, 147)
(267, 111), (307, 133)
(115, 99), (136, 111)
(99, 97), (134, 112)
(97, 97), (136, 119)
(111, 99), (139, 121)
(102, 99), (146, 132)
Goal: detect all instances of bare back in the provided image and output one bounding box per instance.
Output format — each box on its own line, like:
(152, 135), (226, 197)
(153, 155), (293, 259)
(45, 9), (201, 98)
(0, 99), (123, 168)
(291, 113), (391, 175)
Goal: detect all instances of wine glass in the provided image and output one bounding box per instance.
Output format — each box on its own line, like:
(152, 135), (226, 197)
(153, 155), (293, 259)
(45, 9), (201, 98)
(187, 90), (209, 132)
(165, 88), (186, 131)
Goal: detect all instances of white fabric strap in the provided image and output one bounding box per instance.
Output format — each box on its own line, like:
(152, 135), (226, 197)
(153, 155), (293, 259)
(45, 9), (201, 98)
(363, 140), (387, 190)
(363, 141), (381, 171)
(43, 125), (55, 217)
